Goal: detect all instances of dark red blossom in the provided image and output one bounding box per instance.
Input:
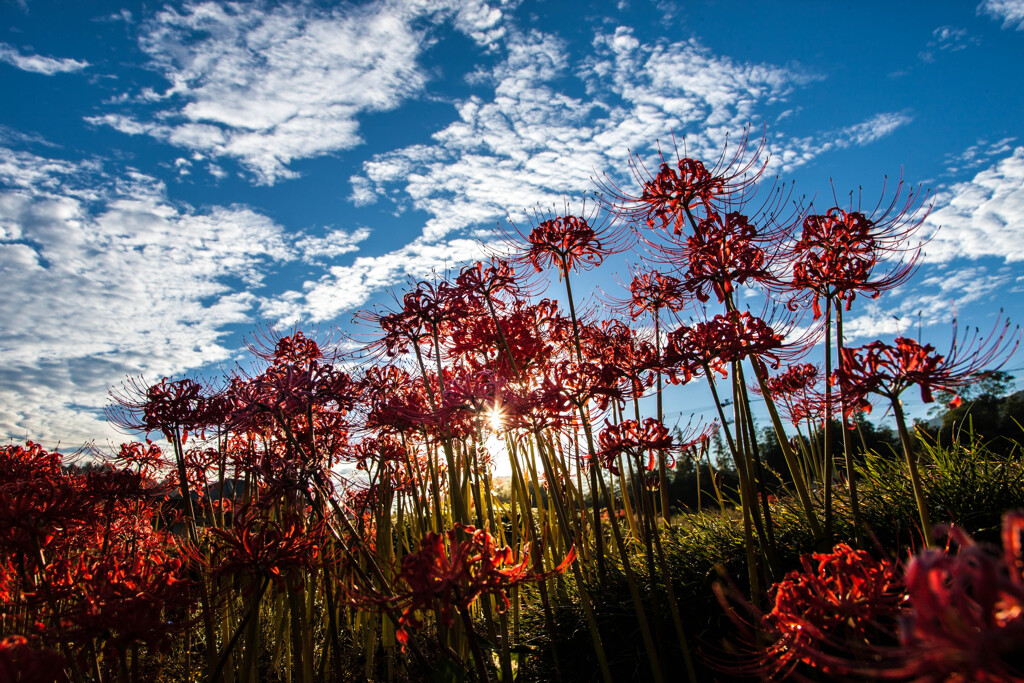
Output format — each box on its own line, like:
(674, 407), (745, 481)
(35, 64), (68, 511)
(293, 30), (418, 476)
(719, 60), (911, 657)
(664, 311), (783, 383)
(788, 183), (928, 320)
(715, 543), (904, 681)
(596, 418), (676, 474)
(835, 318), (1020, 416)
(382, 524), (575, 647)
(526, 214), (606, 275)
(0, 636), (66, 683)
(894, 515), (1024, 681)
(205, 507), (326, 593)
(626, 269), (688, 318)
(685, 211), (769, 303)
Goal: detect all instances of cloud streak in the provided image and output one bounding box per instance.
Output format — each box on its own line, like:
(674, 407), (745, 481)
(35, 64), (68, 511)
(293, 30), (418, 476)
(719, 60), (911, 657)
(0, 43), (89, 75)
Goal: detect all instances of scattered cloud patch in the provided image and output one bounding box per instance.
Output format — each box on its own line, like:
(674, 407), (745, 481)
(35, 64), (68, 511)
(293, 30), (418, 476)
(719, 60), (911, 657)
(0, 42), (89, 75)
(0, 146), (294, 444)
(779, 112), (914, 171)
(919, 26), (977, 62)
(944, 136), (1017, 174)
(978, 0), (1024, 30)
(922, 146), (1024, 262)
(92, 0), (510, 184)
(273, 27), (914, 324)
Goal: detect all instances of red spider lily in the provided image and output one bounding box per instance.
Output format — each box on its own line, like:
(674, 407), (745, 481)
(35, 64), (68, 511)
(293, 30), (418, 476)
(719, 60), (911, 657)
(623, 269), (688, 318)
(107, 377), (218, 443)
(0, 444), (91, 558)
(454, 257), (522, 304)
(596, 418), (678, 475)
(602, 131), (767, 234)
(764, 363), (819, 397)
(43, 548), (194, 656)
(244, 327), (347, 365)
(715, 543), (904, 681)
(381, 524), (575, 647)
(760, 363), (849, 428)
(788, 181), (928, 320)
(358, 281), (463, 360)
(204, 507), (327, 593)
(525, 214), (607, 276)
(0, 635), (66, 683)
(685, 211), (770, 303)
(503, 200), (630, 285)
(447, 298), (562, 378)
(114, 440), (167, 478)
(579, 320), (659, 398)
(835, 317), (1021, 416)
(271, 330), (324, 365)
(892, 514), (1024, 681)
(664, 311), (784, 383)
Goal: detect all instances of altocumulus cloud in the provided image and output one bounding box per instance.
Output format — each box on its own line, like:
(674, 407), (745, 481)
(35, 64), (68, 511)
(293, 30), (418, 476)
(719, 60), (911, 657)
(922, 146), (1024, 263)
(264, 25), (908, 324)
(0, 146), (293, 444)
(89, 0), (509, 184)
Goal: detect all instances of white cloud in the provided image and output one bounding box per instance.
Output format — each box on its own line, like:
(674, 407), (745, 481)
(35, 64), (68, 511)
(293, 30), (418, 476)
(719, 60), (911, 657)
(0, 42), (89, 75)
(778, 112), (913, 171)
(92, 0), (510, 184)
(264, 237), (490, 324)
(978, 0), (1024, 30)
(269, 26), (912, 324)
(922, 146), (1024, 262)
(919, 26), (977, 62)
(944, 136), (1016, 174)
(0, 146), (294, 444)
(295, 227), (372, 264)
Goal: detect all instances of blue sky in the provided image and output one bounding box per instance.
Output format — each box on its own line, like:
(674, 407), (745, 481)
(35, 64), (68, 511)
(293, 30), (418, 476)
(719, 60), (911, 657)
(2, 0), (1024, 449)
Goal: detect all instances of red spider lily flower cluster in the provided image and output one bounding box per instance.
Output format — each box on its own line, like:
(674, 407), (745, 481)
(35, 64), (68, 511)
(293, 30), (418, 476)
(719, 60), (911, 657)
(664, 311), (784, 383)
(685, 211), (769, 303)
(894, 514), (1024, 681)
(758, 544), (903, 679)
(718, 514), (1024, 681)
(835, 318), (1021, 416)
(204, 507), (327, 593)
(597, 418), (678, 474)
(525, 214), (607, 276)
(787, 180), (928, 320)
(0, 442), (194, 674)
(609, 134), (767, 236)
(626, 269), (688, 318)
(373, 524), (575, 648)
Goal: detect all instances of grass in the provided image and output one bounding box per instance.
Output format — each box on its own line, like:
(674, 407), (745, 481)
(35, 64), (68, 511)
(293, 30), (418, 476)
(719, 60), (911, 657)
(511, 432), (1024, 682)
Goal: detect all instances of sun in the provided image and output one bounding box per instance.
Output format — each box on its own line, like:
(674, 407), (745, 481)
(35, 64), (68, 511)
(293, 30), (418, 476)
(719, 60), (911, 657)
(486, 404), (505, 433)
